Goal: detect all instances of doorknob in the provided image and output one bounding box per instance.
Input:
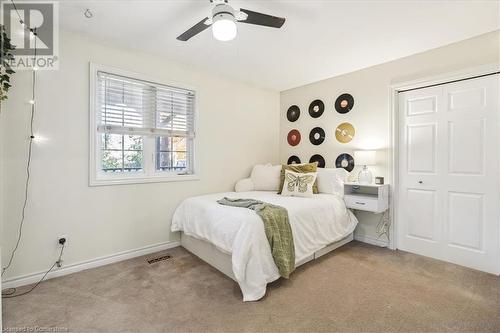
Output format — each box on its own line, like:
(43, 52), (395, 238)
(418, 180), (423, 184)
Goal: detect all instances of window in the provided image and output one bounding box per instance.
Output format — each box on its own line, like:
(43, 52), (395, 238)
(90, 65), (197, 185)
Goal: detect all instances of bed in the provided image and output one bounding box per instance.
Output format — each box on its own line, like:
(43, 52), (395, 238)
(171, 190), (358, 301)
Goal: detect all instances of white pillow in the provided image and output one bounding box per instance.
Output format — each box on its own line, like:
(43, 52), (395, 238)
(250, 164), (281, 191)
(235, 178), (254, 192)
(316, 168), (349, 196)
(281, 169), (317, 198)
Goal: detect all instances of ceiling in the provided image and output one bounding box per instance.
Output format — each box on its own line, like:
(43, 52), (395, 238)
(60, 0), (500, 91)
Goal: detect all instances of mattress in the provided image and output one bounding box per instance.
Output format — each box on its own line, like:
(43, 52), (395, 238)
(171, 191), (358, 301)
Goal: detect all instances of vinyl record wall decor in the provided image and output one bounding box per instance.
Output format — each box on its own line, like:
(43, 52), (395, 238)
(335, 93), (354, 114)
(287, 129), (301, 146)
(309, 154), (325, 168)
(309, 127), (325, 145)
(308, 99), (325, 118)
(335, 122), (355, 143)
(287, 155), (301, 164)
(284, 93), (357, 170)
(335, 153), (355, 172)
(286, 105), (300, 122)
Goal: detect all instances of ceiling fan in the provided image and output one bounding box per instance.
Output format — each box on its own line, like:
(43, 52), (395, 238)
(177, 0), (286, 42)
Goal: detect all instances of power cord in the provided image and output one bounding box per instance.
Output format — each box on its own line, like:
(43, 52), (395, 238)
(1, 107), (34, 277)
(1, 79), (35, 277)
(1, 22), (37, 277)
(2, 243), (65, 299)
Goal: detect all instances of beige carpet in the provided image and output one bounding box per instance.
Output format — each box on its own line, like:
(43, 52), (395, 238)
(3, 241), (500, 333)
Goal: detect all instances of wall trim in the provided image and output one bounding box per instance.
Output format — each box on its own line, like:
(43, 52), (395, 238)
(389, 63), (500, 92)
(2, 240), (180, 290)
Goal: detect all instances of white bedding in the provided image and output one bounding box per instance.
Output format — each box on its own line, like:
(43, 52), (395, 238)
(171, 191), (358, 301)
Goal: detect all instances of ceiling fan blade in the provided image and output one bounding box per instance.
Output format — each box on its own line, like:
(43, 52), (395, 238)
(239, 8), (285, 28)
(176, 17), (211, 41)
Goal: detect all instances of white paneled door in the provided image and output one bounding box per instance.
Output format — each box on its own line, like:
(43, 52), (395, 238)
(398, 74), (499, 274)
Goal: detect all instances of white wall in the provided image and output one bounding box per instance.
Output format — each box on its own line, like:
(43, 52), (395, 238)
(2, 28), (498, 283)
(0, 31), (280, 281)
(280, 30), (500, 245)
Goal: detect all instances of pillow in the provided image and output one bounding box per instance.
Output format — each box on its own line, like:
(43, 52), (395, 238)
(281, 170), (318, 198)
(316, 168), (349, 196)
(278, 162), (319, 194)
(235, 178), (255, 192)
(250, 164), (282, 191)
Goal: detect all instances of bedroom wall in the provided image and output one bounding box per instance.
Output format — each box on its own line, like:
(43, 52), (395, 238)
(280, 30), (500, 246)
(0, 31), (280, 282)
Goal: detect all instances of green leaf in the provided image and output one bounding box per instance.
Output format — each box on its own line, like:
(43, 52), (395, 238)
(0, 23), (15, 100)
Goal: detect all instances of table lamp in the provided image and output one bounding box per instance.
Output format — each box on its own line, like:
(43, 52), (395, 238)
(354, 150), (376, 184)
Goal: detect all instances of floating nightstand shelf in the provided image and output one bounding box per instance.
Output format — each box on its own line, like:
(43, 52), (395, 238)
(343, 183), (389, 213)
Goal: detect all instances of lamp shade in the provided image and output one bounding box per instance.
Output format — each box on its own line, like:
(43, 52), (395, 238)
(354, 150), (376, 166)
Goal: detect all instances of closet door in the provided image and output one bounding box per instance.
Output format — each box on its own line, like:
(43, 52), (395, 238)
(398, 74), (499, 274)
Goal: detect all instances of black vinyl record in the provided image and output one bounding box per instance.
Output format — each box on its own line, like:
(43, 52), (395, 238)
(309, 154), (325, 168)
(309, 127), (325, 145)
(286, 105), (300, 122)
(335, 93), (354, 114)
(308, 99), (325, 118)
(335, 153), (355, 172)
(287, 155), (301, 165)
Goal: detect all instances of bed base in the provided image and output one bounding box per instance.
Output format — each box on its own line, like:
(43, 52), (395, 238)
(180, 232), (354, 282)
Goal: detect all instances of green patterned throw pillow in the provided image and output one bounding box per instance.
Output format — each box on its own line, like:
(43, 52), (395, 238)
(278, 162), (319, 194)
(281, 170), (318, 198)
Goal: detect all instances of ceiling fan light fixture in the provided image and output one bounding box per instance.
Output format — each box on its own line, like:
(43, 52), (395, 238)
(212, 12), (237, 41)
(176, 0), (285, 42)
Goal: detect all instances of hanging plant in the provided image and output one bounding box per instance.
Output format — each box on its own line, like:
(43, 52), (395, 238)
(1, 24), (16, 101)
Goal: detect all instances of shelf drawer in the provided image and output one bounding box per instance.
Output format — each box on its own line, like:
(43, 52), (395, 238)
(344, 195), (379, 212)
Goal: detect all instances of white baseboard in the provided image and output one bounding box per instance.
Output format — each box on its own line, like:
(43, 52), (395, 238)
(2, 240), (180, 290)
(354, 234), (390, 248)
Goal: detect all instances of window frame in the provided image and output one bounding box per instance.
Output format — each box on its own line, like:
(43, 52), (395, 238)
(89, 63), (199, 186)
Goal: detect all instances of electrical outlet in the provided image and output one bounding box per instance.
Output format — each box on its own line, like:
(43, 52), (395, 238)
(58, 235), (68, 246)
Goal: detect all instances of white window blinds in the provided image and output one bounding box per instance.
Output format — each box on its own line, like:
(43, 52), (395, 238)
(96, 71), (195, 138)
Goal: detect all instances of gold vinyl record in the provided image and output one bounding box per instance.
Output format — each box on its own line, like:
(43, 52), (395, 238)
(335, 122), (355, 143)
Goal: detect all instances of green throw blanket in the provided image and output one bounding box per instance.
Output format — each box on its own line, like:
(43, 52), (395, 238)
(217, 197), (295, 278)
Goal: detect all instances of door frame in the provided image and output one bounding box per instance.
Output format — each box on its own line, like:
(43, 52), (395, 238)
(388, 63), (500, 274)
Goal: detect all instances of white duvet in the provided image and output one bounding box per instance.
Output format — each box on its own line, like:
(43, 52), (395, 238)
(171, 191), (358, 301)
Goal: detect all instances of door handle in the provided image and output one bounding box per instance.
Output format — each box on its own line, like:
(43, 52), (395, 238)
(355, 202), (366, 205)
(418, 180), (423, 184)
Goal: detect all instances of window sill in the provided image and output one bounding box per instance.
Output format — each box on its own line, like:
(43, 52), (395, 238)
(89, 174), (200, 187)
